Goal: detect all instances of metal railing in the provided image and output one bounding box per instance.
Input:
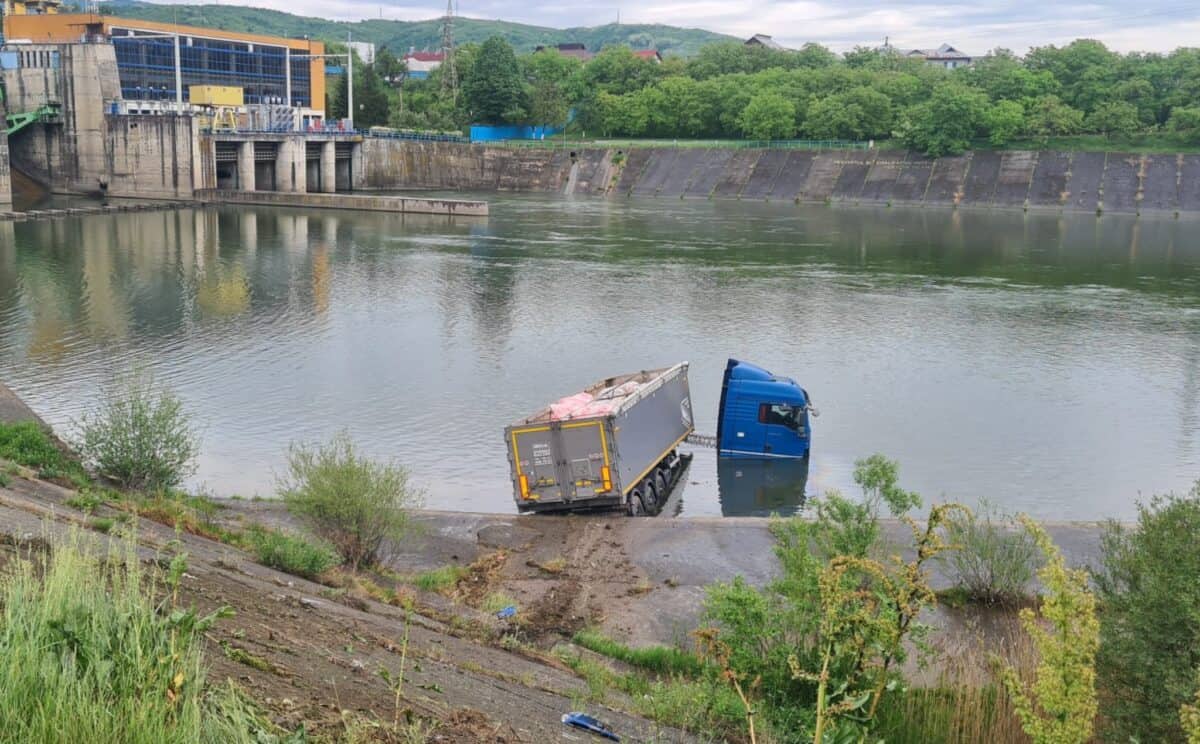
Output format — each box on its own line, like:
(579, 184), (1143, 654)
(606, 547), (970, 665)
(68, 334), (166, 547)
(483, 138), (871, 151)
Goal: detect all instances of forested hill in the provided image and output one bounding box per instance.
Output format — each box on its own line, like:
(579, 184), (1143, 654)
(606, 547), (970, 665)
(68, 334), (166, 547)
(95, 1), (735, 56)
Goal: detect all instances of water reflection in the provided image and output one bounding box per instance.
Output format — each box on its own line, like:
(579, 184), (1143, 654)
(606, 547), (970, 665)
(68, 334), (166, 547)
(0, 198), (1198, 519)
(717, 457), (810, 517)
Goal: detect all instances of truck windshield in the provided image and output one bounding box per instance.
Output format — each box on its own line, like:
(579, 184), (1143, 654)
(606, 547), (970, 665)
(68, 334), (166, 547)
(759, 403), (802, 431)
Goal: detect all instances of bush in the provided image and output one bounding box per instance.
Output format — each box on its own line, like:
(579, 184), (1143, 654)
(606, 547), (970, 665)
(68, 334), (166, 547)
(0, 421), (67, 471)
(1184, 672), (1200, 744)
(941, 500), (1039, 605)
(74, 371), (200, 492)
(1094, 487), (1200, 742)
(0, 528), (231, 743)
(994, 517), (1098, 744)
(246, 526), (340, 580)
(278, 432), (421, 571)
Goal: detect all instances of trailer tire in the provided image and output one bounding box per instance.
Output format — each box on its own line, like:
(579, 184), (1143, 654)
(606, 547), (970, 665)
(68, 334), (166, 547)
(654, 470), (669, 500)
(628, 489), (645, 516)
(642, 479), (660, 512)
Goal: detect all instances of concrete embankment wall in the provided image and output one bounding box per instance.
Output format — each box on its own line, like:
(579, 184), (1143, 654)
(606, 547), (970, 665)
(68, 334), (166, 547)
(6, 44), (206, 200)
(366, 140), (1200, 215)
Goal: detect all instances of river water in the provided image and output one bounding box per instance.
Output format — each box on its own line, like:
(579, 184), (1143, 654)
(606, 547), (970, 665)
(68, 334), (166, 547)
(1, 196), (1198, 520)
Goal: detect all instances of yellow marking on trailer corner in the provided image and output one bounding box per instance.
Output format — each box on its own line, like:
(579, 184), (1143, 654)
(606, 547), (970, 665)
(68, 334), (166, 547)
(623, 429), (692, 496)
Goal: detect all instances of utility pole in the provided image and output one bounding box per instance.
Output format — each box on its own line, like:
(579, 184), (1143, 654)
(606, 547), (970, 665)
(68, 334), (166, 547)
(347, 31), (354, 130)
(440, 0), (458, 101)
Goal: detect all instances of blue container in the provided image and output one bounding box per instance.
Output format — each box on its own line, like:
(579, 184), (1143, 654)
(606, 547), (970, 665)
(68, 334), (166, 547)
(717, 359), (813, 459)
(469, 124), (562, 142)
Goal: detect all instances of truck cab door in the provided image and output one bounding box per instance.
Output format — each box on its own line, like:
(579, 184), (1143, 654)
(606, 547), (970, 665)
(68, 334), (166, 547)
(759, 403), (807, 458)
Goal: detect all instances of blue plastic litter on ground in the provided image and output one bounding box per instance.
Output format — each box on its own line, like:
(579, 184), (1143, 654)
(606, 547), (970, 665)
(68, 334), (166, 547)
(561, 711), (619, 741)
(495, 605), (516, 619)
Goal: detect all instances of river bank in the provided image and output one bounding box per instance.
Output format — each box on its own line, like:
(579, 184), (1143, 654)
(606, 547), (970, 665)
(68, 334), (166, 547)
(368, 141), (1200, 216)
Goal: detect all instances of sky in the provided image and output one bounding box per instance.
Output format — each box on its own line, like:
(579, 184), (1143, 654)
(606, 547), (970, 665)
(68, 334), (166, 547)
(187, 0), (1200, 54)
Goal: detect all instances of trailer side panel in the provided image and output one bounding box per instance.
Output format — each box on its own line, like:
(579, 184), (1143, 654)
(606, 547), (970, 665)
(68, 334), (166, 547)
(612, 368), (693, 494)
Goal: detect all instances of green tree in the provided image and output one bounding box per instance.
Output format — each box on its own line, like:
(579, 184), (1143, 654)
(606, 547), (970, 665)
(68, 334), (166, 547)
(374, 47), (406, 86)
(1086, 100), (1140, 137)
(897, 83), (989, 156)
(462, 36), (527, 124)
(738, 92), (796, 140)
(1168, 106), (1200, 143)
(1184, 674), (1200, 744)
(524, 48), (582, 127)
(1024, 95), (1084, 141)
(984, 99), (1026, 146)
(804, 87), (893, 140)
(1094, 489), (1200, 742)
(327, 51), (391, 127)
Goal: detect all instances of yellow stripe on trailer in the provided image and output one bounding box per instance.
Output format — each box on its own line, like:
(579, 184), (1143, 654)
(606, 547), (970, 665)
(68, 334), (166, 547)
(622, 429), (691, 495)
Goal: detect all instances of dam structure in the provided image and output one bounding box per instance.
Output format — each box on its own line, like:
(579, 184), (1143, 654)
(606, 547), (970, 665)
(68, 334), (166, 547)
(0, 11), (1193, 216)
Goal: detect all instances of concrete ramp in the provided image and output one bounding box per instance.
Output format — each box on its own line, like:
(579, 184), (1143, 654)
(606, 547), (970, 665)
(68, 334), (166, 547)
(613, 149), (652, 196)
(1100, 153), (1142, 213)
(631, 148), (679, 196)
(831, 152), (874, 201)
(860, 153), (905, 202)
(993, 151), (1036, 206)
(740, 149), (789, 199)
(683, 149), (733, 198)
(800, 152), (845, 202)
(893, 155), (935, 203)
(924, 155), (969, 205)
(1140, 154), (1179, 212)
(1028, 151), (1071, 207)
(711, 150), (760, 198)
(659, 149), (707, 198)
(570, 149), (614, 195)
(962, 151), (1001, 206)
(1067, 152), (1106, 212)
(1179, 155), (1200, 211)
(770, 151), (816, 201)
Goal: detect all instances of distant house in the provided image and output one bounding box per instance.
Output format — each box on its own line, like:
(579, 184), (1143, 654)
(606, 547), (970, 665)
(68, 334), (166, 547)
(632, 49), (662, 63)
(744, 34), (785, 50)
(403, 50), (444, 80)
(899, 43), (973, 69)
(534, 42), (593, 61)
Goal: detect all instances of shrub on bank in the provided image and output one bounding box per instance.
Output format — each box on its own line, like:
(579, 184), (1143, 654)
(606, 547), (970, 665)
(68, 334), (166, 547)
(246, 526), (340, 580)
(74, 371), (200, 491)
(941, 500), (1039, 605)
(278, 431), (421, 571)
(1094, 486), (1200, 742)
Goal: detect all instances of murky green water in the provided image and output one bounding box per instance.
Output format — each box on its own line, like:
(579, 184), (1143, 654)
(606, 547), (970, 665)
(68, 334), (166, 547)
(1, 196), (1199, 519)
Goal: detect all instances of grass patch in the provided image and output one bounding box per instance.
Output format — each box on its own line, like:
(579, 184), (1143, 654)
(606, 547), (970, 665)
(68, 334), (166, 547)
(536, 557), (567, 574)
(245, 526), (340, 580)
(410, 564), (468, 593)
(90, 516), (115, 533)
(0, 526), (239, 742)
(572, 629), (709, 677)
(0, 421), (89, 487)
(556, 649), (746, 739)
(221, 644), (276, 674)
(481, 592), (516, 615)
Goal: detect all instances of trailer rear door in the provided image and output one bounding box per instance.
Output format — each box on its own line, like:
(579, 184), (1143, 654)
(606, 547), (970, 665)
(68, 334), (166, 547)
(509, 420), (613, 507)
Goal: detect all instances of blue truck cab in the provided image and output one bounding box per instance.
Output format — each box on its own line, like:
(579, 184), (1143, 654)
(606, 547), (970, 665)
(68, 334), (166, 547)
(716, 359), (813, 459)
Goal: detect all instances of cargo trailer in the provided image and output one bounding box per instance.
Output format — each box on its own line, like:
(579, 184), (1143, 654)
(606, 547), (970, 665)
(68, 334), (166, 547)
(505, 363), (694, 515)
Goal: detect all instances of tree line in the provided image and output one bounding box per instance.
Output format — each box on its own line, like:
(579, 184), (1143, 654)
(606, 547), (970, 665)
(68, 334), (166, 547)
(331, 36), (1200, 155)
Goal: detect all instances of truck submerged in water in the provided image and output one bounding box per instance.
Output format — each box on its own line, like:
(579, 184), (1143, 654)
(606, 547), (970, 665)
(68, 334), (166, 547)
(505, 359), (814, 515)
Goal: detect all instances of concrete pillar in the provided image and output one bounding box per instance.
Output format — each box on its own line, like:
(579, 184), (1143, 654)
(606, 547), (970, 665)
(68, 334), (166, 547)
(0, 132), (12, 209)
(320, 141), (336, 193)
(274, 137), (307, 193)
(237, 141), (255, 192)
(351, 141), (367, 190)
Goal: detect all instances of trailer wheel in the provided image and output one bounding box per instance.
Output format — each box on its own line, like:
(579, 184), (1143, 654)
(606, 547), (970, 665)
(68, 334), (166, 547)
(654, 470), (669, 500)
(642, 479), (660, 512)
(628, 489), (645, 516)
